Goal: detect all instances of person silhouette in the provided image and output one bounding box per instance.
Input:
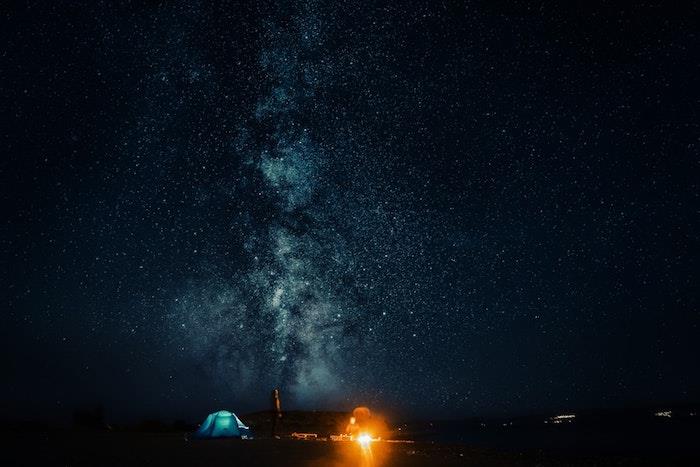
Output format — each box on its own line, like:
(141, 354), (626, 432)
(271, 388), (282, 438)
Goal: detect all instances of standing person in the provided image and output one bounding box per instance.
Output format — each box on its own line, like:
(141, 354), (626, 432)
(271, 388), (282, 438)
(345, 416), (360, 438)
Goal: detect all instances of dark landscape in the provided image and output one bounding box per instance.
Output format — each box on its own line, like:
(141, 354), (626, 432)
(3, 407), (699, 466)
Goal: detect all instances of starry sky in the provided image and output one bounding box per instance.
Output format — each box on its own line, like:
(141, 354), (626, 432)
(2, 1), (698, 422)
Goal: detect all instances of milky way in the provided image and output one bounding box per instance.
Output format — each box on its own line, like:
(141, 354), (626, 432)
(169, 2), (365, 407)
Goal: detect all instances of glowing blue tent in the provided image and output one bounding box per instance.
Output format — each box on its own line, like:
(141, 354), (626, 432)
(191, 410), (252, 439)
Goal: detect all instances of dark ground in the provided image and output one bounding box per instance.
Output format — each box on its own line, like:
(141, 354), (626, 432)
(3, 408), (698, 466)
(1, 431), (698, 467)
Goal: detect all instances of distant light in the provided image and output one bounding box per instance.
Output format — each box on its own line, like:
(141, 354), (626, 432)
(548, 414), (576, 424)
(654, 410), (672, 418)
(551, 414), (576, 420)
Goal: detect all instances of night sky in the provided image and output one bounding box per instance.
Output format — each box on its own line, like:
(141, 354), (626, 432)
(2, 1), (698, 423)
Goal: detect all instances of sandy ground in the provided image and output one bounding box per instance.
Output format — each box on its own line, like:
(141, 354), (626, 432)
(1, 431), (697, 466)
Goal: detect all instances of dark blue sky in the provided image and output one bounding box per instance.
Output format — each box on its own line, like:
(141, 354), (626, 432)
(2, 0), (698, 422)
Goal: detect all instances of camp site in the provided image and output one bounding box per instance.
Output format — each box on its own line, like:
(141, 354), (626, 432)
(3, 403), (700, 466)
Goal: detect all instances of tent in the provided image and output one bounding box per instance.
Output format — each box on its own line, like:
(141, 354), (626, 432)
(191, 410), (252, 439)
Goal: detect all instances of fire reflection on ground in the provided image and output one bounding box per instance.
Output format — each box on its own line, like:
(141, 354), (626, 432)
(311, 438), (389, 467)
